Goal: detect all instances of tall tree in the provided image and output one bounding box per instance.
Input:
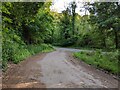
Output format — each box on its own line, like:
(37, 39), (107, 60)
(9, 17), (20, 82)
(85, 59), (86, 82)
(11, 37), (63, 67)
(70, 1), (77, 35)
(8, 2), (44, 44)
(88, 2), (120, 49)
(60, 8), (71, 40)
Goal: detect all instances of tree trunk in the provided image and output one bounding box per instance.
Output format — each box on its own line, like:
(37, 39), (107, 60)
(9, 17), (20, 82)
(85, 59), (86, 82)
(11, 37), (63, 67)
(114, 29), (118, 49)
(22, 23), (31, 44)
(101, 29), (106, 48)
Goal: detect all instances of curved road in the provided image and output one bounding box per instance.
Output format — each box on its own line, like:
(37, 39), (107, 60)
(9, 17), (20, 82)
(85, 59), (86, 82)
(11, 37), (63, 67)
(3, 47), (119, 88)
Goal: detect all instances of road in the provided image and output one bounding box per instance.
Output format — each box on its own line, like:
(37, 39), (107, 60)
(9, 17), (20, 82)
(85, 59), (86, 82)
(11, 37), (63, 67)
(3, 47), (119, 88)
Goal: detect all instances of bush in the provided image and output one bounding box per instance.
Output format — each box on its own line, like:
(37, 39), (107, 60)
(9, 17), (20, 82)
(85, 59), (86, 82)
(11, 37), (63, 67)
(12, 48), (31, 64)
(60, 36), (78, 47)
(27, 44), (54, 54)
(2, 42), (54, 70)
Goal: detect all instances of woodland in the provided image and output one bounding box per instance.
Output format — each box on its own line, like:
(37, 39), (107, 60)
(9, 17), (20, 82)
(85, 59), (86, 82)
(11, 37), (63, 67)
(1, 2), (120, 74)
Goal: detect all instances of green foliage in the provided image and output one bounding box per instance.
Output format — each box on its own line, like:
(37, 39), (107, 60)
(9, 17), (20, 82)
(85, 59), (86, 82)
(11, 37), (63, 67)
(2, 2), (54, 70)
(2, 42), (28, 68)
(88, 2), (120, 49)
(13, 48), (31, 64)
(74, 50), (119, 74)
(60, 36), (78, 47)
(2, 43), (54, 70)
(2, 1), (120, 75)
(27, 44), (54, 55)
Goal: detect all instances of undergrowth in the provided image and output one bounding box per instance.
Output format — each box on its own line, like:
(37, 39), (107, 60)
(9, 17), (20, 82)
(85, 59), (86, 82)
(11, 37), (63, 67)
(74, 50), (119, 75)
(2, 43), (54, 71)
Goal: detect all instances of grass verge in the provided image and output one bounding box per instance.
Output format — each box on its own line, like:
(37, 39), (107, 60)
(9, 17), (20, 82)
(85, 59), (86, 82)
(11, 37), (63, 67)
(73, 50), (119, 75)
(2, 44), (54, 71)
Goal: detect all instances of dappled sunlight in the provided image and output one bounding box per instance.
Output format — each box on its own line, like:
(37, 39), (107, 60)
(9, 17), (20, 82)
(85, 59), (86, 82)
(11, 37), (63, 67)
(15, 82), (38, 88)
(3, 81), (41, 88)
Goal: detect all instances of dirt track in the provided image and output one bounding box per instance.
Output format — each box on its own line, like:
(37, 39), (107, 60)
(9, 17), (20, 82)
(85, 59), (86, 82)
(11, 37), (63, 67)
(2, 48), (119, 88)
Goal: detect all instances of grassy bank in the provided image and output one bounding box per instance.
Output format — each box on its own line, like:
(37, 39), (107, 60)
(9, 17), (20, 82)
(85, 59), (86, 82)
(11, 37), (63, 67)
(74, 50), (119, 75)
(2, 44), (54, 70)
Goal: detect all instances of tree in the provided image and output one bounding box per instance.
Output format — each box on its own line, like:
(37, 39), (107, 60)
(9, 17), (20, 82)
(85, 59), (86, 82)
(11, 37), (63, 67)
(88, 2), (120, 49)
(6, 2), (44, 44)
(60, 8), (71, 40)
(70, 1), (77, 35)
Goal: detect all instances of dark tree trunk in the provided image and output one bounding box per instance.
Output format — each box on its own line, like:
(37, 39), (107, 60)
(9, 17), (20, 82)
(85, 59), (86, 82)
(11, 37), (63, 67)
(101, 29), (106, 48)
(103, 37), (106, 48)
(22, 23), (31, 44)
(114, 29), (118, 49)
(71, 1), (76, 35)
(72, 14), (75, 35)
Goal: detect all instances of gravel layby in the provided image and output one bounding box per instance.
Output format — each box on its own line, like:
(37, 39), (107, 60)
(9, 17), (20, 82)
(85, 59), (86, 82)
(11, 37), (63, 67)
(2, 48), (119, 89)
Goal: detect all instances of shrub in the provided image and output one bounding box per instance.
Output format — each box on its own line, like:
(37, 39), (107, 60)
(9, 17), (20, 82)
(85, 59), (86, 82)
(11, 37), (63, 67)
(2, 42), (54, 70)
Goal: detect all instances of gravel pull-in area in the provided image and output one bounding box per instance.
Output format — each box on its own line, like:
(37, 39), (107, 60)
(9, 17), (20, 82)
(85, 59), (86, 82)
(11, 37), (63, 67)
(2, 48), (119, 88)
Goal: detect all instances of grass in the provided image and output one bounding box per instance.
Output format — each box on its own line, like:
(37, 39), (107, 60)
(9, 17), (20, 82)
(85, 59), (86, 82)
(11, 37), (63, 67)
(74, 50), (119, 75)
(2, 43), (54, 70)
(13, 44), (54, 64)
